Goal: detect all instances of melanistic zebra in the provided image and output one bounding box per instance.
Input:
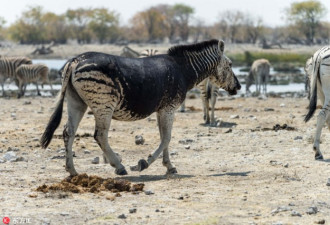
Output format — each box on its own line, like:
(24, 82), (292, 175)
(304, 46), (330, 160)
(16, 63), (52, 98)
(246, 59), (271, 95)
(0, 56), (32, 96)
(40, 39), (241, 176)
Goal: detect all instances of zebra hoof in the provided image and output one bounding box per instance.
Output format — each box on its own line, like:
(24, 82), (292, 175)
(138, 159), (149, 171)
(315, 153), (324, 160)
(167, 167), (178, 174)
(115, 167), (128, 176)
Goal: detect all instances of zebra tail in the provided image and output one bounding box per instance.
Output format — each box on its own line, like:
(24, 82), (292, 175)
(40, 59), (74, 148)
(304, 60), (319, 123)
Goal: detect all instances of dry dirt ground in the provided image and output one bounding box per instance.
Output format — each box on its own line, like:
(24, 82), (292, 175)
(1, 95), (330, 225)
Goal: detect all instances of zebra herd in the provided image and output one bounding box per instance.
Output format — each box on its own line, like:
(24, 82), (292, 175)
(0, 56), (52, 97)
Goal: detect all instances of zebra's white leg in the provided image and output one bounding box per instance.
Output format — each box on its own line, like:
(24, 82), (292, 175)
(34, 82), (41, 96)
(202, 94), (210, 124)
(93, 112), (127, 175)
(210, 85), (217, 126)
(131, 109), (176, 174)
(179, 100), (185, 112)
(63, 85), (88, 176)
(313, 100), (330, 160)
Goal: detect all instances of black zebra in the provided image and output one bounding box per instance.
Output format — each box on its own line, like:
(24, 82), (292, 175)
(0, 56), (32, 96)
(40, 39), (241, 176)
(16, 63), (52, 98)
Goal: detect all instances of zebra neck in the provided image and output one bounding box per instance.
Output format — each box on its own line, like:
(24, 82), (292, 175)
(183, 49), (220, 86)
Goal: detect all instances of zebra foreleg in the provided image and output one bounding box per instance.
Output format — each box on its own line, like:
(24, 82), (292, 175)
(313, 101), (330, 160)
(210, 85), (217, 126)
(131, 110), (177, 174)
(35, 82), (41, 96)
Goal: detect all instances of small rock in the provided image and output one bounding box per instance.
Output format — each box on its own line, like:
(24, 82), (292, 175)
(306, 206), (318, 215)
(315, 219), (326, 224)
(23, 101), (31, 105)
(264, 108), (274, 111)
(92, 157), (100, 164)
(326, 178), (330, 186)
(178, 138), (194, 144)
(155, 209), (160, 212)
(144, 190), (154, 195)
(291, 210), (302, 217)
(118, 214), (127, 219)
(84, 150), (91, 154)
(280, 103), (285, 107)
(271, 206), (291, 215)
(0, 159), (5, 163)
(230, 114), (239, 119)
(294, 136), (303, 140)
(11, 113), (16, 118)
(60, 212), (69, 216)
(7, 147), (20, 152)
(129, 208), (137, 213)
(224, 128), (232, 133)
(170, 151), (178, 156)
(16, 156), (25, 162)
(3, 151), (17, 162)
(51, 155), (65, 160)
(184, 145), (190, 149)
(135, 135), (145, 145)
(283, 163), (289, 168)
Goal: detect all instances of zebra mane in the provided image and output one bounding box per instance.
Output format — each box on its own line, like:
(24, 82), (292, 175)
(168, 39), (219, 57)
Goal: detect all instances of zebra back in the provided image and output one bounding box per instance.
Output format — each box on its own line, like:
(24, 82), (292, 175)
(16, 64), (49, 82)
(0, 56), (32, 78)
(139, 49), (159, 58)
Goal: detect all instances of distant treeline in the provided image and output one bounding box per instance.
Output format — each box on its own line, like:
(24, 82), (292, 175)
(0, 1), (329, 45)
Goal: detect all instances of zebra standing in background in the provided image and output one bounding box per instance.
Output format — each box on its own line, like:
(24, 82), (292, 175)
(139, 49), (159, 58)
(200, 78), (220, 126)
(16, 63), (52, 98)
(246, 59), (271, 95)
(0, 56), (32, 96)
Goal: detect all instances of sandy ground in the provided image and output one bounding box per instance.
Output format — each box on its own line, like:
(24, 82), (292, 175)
(0, 94), (330, 225)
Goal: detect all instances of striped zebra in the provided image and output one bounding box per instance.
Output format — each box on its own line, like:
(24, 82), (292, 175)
(0, 56), (32, 96)
(40, 39), (241, 176)
(304, 46), (330, 160)
(139, 49), (159, 58)
(246, 59), (271, 95)
(16, 63), (52, 98)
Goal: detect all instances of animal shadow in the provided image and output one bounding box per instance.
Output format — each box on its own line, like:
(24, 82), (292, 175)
(122, 174), (195, 182)
(209, 171), (252, 177)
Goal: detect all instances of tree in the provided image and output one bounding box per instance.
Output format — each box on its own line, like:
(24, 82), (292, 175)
(8, 6), (46, 44)
(286, 0), (327, 44)
(0, 16), (6, 40)
(42, 12), (68, 43)
(66, 8), (94, 43)
(130, 7), (168, 42)
(218, 10), (245, 43)
(171, 4), (194, 42)
(88, 8), (120, 43)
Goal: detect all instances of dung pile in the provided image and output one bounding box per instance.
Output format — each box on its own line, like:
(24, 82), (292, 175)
(36, 173), (144, 194)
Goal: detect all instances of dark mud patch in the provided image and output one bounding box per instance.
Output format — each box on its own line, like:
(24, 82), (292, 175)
(36, 173), (144, 194)
(251, 123), (296, 132)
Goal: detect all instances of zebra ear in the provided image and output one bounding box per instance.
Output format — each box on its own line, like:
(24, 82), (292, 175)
(218, 40), (225, 54)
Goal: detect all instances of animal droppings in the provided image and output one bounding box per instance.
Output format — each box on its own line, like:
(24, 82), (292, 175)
(36, 173), (144, 194)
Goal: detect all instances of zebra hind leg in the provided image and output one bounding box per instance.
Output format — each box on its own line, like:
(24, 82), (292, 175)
(93, 111), (127, 175)
(313, 100), (330, 160)
(63, 84), (88, 176)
